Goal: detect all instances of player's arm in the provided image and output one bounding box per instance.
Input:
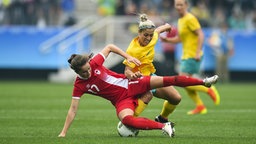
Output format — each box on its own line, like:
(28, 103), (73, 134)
(58, 98), (80, 137)
(100, 44), (141, 66)
(160, 34), (181, 44)
(124, 66), (142, 79)
(194, 28), (204, 61)
(155, 23), (172, 34)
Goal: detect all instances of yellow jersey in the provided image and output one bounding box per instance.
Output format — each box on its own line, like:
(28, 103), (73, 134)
(123, 31), (158, 76)
(178, 12), (203, 59)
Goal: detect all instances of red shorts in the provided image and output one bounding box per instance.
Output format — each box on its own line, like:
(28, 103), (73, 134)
(115, 76), (151, 115)
(115, 97), (138, 115)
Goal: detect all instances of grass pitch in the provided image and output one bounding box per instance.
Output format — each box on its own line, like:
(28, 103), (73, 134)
(0, 81), (256, 144)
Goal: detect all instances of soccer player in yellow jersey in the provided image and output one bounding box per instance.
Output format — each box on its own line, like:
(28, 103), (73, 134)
(123, 13), (181, 123)
(160, 0), (220, 115)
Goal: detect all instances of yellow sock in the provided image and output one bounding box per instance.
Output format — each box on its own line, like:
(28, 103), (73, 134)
(134, 99), (147, 117)
(186, 85), (208, 93)
(160, 100), (176, 118)
(185, 88), (203, 106)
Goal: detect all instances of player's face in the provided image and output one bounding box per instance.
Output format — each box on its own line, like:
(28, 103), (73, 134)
(174, 0), (187, 16)
(138, 28), (155, 46)
(78, 62), (91, 79)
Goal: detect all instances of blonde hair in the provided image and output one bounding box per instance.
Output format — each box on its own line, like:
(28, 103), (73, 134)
(138, 14), (155, 31)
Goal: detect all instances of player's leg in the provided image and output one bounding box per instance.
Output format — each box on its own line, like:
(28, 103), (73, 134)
(116, 98), (163, 130)
(134, 91), (153, 116)
(185, 88), (207, 115)
(154, 86), (181, 123)
(119, 108), (163, 130)
(186, 85), (220, 105)
(148, 74), (218, 116)
(180, 59), (220, 106)
(118, 108), (174, 137)
(180, 58), (219, 114)
(149, 75), (218, 89)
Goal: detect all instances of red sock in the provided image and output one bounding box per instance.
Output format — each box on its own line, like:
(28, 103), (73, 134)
(163, 76), (204, 87)
(122, 115), (164, 130)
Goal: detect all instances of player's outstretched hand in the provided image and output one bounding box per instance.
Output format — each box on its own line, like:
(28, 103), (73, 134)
(130, 71), (142, 79)
(126, 56), (141, 66)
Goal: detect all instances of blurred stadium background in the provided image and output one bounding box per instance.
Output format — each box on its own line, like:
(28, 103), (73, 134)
(0, 0), (255, 82)
(1, 1), (256, 143)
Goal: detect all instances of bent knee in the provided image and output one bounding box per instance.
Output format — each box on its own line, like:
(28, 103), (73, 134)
(166, 92), (182, 105)
(139, 91), (153, 104)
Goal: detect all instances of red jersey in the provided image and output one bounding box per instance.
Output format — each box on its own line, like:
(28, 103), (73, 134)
(72, 53), (151, 106)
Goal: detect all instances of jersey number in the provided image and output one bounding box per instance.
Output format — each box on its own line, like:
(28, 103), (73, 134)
(88, 84), (100, 94)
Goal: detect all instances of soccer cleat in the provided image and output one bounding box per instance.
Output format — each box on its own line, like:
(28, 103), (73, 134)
(208, 85), (220, 105)
(203, 75), (219, 87)
(155, 115), (169, 123)
(187, 105), (207, 115)
(162, 122), (175, 137)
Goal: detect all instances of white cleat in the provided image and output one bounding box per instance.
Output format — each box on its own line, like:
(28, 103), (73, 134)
(203, 75), (219, 87)
(162, 122), (175, 138)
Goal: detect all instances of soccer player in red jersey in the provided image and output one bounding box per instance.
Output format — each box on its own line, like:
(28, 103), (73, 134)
(58, 44), (218, 138)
